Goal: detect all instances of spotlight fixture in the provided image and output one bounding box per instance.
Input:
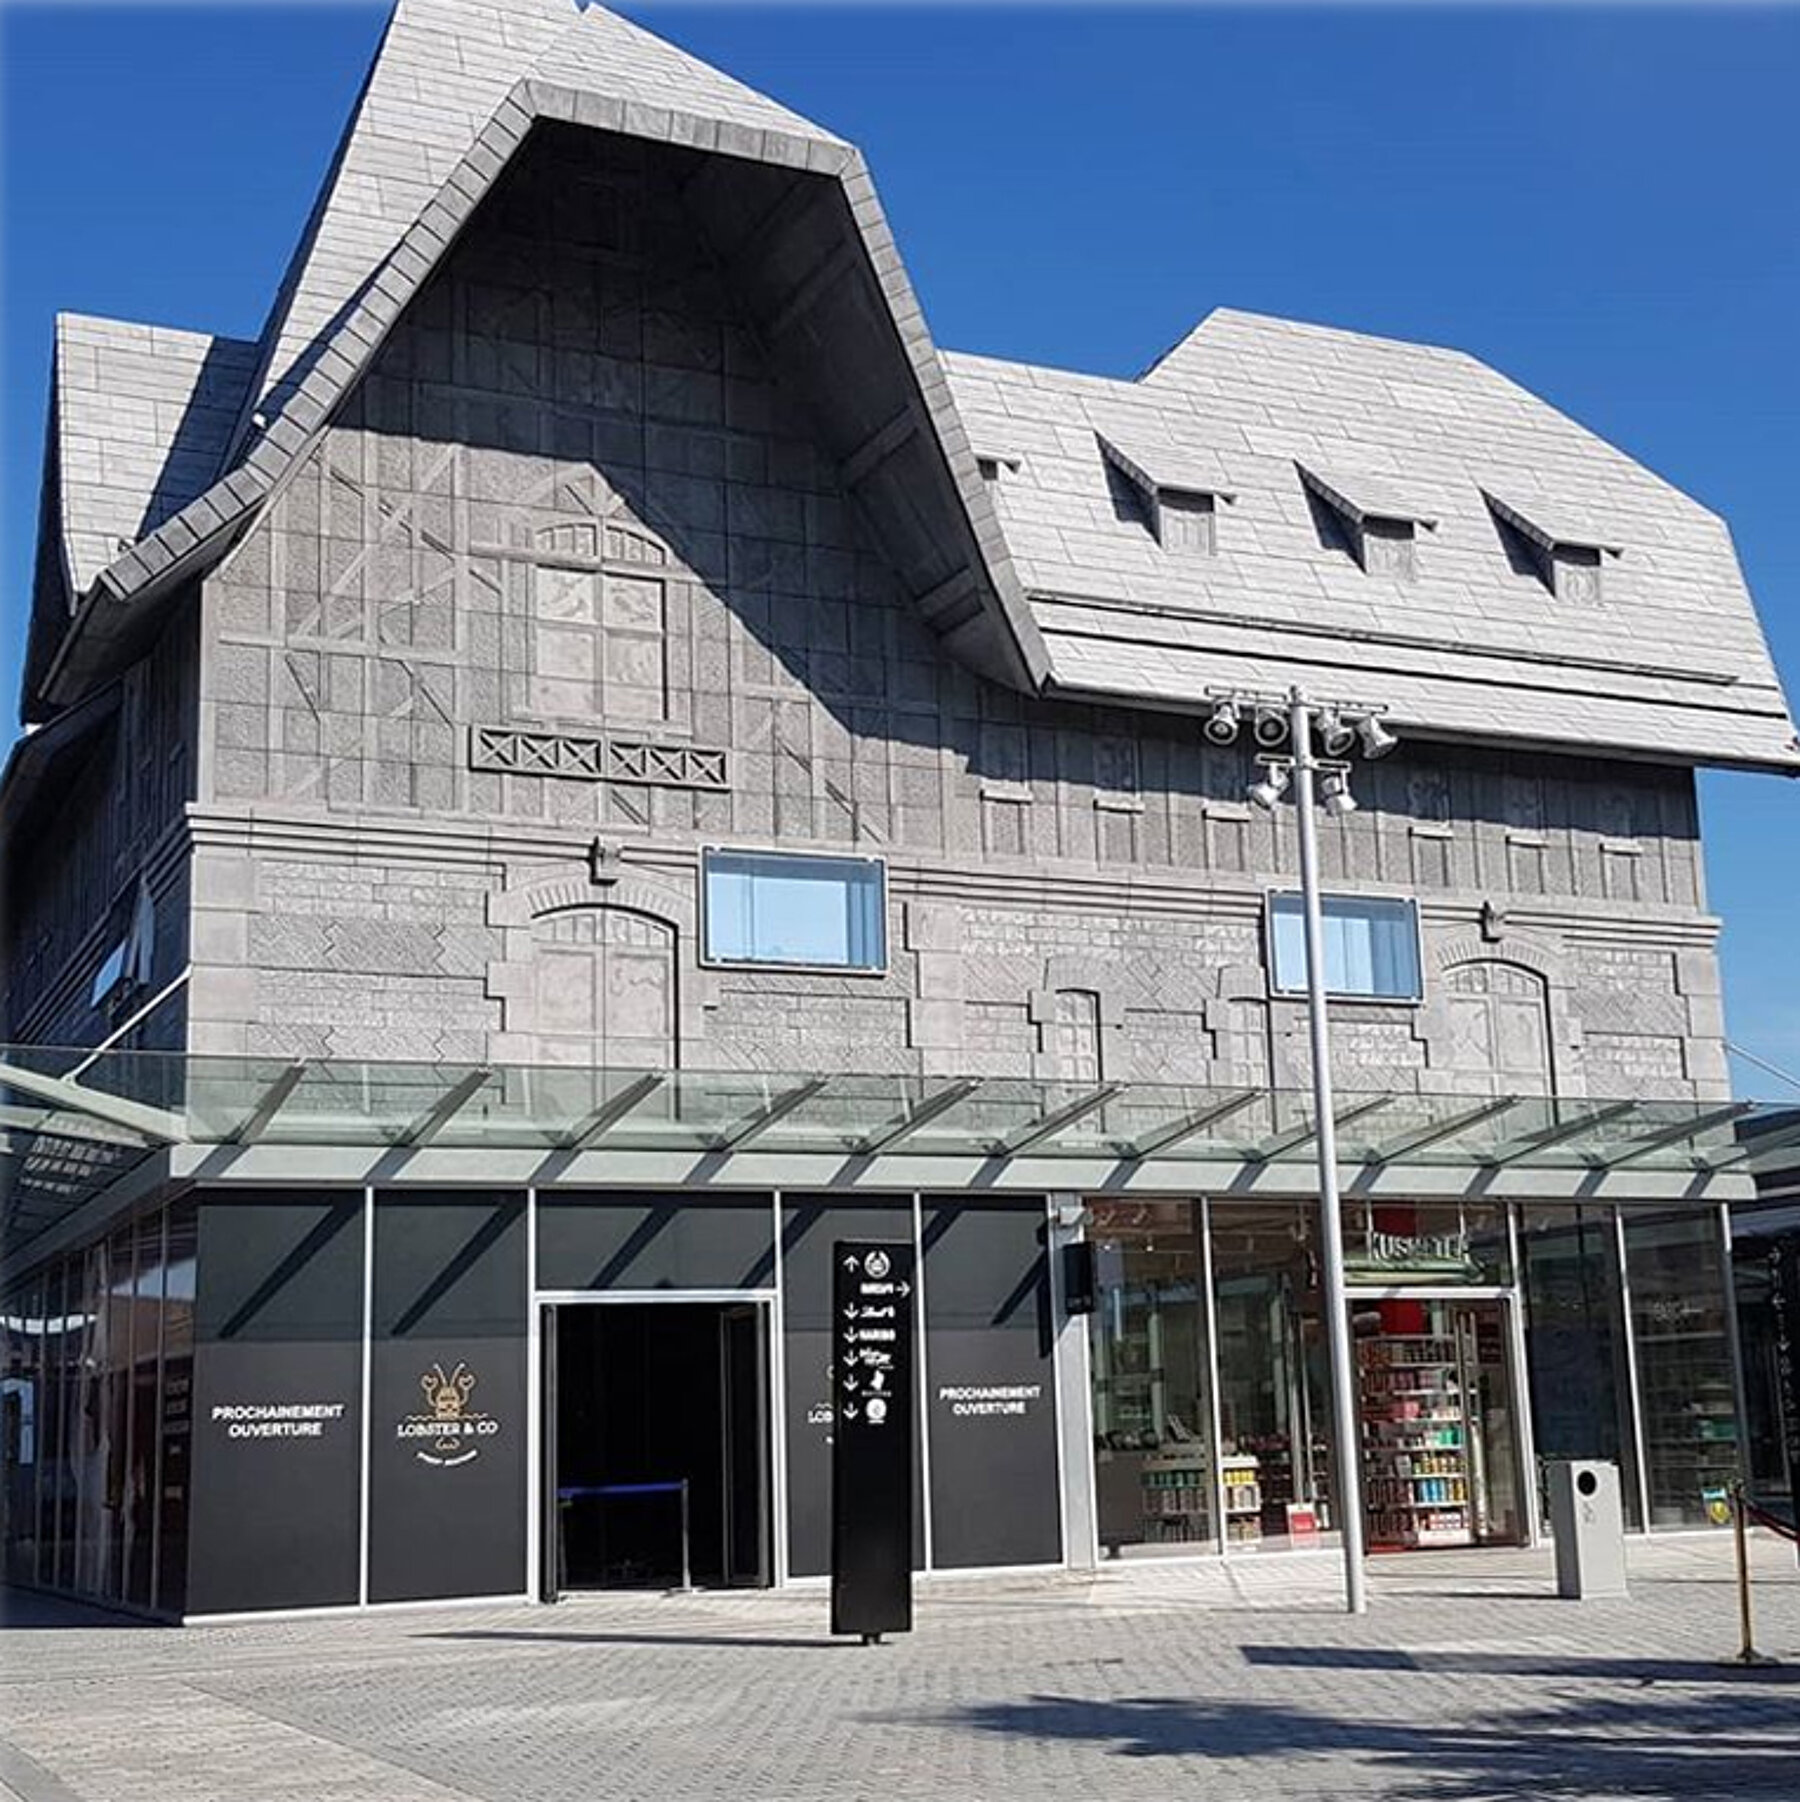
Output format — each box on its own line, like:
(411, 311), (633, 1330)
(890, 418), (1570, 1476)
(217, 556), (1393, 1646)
(1204, 698), (1241, 746)
(1320, 770), (1358, 818)
(1248, 763), (1291, 811)
(1252, 705), (1289, 749)
(1357, 714), (1399, 760)
(1319, 710), (1356, 757)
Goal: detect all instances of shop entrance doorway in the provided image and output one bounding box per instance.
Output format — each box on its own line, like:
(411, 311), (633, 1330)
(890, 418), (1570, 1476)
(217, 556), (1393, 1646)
(542, 1301), (771, 1595)
(1354, 1294), (1529, 1552)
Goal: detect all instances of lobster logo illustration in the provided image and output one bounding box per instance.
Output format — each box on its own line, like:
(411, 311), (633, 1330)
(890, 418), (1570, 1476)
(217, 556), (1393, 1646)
(397, 1361), (497, 1467)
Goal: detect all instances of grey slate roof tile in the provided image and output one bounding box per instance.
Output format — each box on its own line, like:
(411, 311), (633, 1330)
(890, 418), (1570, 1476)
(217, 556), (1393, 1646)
(941, 307), (1797, 766)
(31, 4), (1793, 772)
(50, 313), (259, 594)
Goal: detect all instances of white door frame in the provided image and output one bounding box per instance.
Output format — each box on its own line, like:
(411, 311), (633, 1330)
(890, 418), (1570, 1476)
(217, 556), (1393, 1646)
(533, 1287), (781, 1596)
(1345, 1284), (1539, 1548)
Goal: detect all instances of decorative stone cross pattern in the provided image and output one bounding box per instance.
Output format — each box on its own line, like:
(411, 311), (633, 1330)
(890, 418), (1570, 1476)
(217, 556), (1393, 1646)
(470, 726), (729, 792)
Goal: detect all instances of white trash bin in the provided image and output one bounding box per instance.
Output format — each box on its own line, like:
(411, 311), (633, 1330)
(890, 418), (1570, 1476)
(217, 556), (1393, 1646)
(1546, 1459), (1628, 1599)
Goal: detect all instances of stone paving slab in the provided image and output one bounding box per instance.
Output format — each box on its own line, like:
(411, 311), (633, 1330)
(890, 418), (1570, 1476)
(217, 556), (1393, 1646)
(3, 1535), (1798, 1802)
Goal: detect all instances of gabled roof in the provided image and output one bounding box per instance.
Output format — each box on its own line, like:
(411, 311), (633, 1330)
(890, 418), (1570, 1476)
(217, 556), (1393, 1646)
(54, 315), (259, 593)
(239, 0), (575, 438)
(945, 308), (1798, 769)
(18, 13), (1794, 773)
(27, 0), (1045, 717)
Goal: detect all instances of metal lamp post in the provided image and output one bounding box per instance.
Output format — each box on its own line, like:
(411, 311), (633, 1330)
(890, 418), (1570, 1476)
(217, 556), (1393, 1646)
(1287, 687), (1369, 1616)
(1212, 681), (1395, 1616)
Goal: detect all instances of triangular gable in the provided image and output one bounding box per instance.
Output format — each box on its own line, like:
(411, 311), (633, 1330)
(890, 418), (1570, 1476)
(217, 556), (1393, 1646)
(36, 2), (1044, 715)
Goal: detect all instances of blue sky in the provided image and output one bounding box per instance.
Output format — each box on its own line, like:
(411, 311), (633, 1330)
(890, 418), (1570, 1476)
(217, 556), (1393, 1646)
(2, 4), (1796, 1091)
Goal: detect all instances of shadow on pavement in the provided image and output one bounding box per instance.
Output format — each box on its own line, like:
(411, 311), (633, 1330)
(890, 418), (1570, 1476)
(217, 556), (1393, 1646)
(924, 1689), (1800, 1799)
(1241, 1643), (1800, 1684)
(427, 1627), (848, 1651)
(0, 1587), (162, 1631)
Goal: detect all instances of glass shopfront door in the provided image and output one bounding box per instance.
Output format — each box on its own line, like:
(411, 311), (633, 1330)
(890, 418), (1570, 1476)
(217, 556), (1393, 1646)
(1353, 1294), (1527, 1552)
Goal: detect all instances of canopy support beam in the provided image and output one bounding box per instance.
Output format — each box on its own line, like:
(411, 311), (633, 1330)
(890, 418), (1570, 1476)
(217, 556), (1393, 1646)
(1482, 1099), (1637, 1168)
(857, 1078), (983, 1157)
(998, 1084), (1121, 1157)
(396, 1068), (492, 1148)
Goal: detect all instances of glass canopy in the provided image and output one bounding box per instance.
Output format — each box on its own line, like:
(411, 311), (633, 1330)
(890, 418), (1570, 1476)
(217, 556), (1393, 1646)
(5, 1044), (1796, 1188)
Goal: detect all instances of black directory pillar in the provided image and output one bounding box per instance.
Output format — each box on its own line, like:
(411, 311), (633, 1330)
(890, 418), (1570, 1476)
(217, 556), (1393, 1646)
(1772, 1236), (1800, 1566)
(831, 1240), (915, 1642)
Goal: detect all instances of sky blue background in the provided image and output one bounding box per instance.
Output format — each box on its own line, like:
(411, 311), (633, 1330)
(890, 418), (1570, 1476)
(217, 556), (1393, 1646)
(2, 4), (1795, 1090)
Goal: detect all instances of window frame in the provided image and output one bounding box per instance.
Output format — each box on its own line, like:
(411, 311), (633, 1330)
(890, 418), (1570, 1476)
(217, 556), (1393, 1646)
(699, 846), (890, 977)
(1263, 890), (1424, 1005)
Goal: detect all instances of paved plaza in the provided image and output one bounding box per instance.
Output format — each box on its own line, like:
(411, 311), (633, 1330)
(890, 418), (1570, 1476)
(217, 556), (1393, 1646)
(3, 1535), (1798, 1802)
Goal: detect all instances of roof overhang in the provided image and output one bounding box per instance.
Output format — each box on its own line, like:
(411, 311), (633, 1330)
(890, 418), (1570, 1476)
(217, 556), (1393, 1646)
(5, 1045), (1785, 1270)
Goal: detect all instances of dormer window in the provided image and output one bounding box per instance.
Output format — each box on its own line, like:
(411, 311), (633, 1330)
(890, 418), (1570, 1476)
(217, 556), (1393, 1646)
(1298, 462), (1436, 581)
(1483, 489), (1621, 602)
(1096, 429), (1233, 555)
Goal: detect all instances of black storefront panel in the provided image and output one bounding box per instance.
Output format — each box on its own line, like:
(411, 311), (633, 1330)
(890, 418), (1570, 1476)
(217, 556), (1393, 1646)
(781, 1200), (921, 1579)
(368, 1192), (528, 1604)
(538, 1193), (775, 1293)
(188, 1192), (364, 1614)
(922, 1199), (1062, 1570)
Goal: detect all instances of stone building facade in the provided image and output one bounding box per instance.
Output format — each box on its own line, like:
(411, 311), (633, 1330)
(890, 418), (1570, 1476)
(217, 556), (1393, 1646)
(2, 0), (1794, 1620)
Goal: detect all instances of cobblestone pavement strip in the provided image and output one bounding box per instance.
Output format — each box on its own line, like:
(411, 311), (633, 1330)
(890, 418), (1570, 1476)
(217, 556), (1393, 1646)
(3, 1536), (1798, 1802)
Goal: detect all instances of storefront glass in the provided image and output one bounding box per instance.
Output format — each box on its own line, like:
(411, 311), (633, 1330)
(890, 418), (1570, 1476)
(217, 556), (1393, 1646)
(72, 1241), (108, 1594)
(1088, 1200), (1214, 1555)
(42, 1259), (78, 1589)
(1210, 1200), (1333, 1549)
(1517, 1204), (1641, 1529)
(1732, 1228), (1798, 1510)
(124, 1212), (164, 1609)
(2, 1273), (41, 1584)
(1623, 1208), (1738, 1528)
(157, 1201), (197, 1615)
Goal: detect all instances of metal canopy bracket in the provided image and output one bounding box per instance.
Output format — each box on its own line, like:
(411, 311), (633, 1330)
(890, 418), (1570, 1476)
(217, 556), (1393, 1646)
(996, 1084), (1121, 1158)
(0, 1059), (183, 1144)
(1126, 1090), (1261, 1160)
(856, 1078), (983, 1157)
(229, 1061), (309, 1145)
(1251, 1096), (1393, 1164)
(1704, 1114), (1800, 1173)
(1365, 1095), (1522, 1166)
(395, 1068), (493, 1148)
(560, 1072), (666, 1151)
(1482, 1098), (1638, 1168)
(1597, 1101), (1754, 1169)
(717, 1077), (830, 1151)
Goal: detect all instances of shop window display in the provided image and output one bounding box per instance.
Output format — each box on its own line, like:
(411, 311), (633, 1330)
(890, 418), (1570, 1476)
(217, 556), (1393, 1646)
(1623, 1209), (1737, 1528)
(1210, 1200), (1333, 1547)
(1518, 1204), (1641, 1529)
(1088, 1200), (1215, 1554)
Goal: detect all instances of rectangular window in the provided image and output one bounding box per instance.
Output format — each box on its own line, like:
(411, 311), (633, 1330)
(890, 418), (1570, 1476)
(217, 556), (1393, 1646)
(1267, 893), (1422, 1001)
(702, 850), (886, 971)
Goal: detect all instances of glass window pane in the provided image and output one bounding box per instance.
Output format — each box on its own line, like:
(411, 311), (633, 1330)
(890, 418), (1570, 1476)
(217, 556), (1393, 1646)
(1268, 894), (1421, 1000)
(703, 851), (885, 969)
(125, 1214), (163, 1609)
(1624, 1209), (1737, 1528)
(44, 1260), (80, 1590)
(2, 1276), (42, 1585)
(1518, 1204), (1642, 1529)
(157, 1202), (197, 1616)
(1088, 1200), (1215, 1555)
(1210, 1199), (1336, 1548)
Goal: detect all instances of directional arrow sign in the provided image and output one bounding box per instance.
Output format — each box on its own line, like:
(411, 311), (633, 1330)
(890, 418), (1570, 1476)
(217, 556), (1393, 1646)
(832, 1239), (914, 1642)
